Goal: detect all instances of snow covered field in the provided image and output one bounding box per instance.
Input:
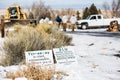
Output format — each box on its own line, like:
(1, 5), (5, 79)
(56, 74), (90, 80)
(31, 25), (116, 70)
(0, 28), (120, 80)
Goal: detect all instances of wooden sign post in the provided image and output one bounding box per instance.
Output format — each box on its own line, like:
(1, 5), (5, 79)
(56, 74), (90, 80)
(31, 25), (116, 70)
(0, 16), (5, 38)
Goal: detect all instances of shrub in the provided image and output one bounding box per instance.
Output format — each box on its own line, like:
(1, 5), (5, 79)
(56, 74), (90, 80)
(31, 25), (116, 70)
(36, 23), (73, 49)
(2, 24), (73, 66)
(6, 64), (68, 80)
(13, 23), (22, 32)
(22, 65), (54, 80)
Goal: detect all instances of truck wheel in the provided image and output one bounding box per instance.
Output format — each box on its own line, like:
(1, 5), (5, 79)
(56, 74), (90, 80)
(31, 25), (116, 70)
(77, 25), (81, 29)
(81, 24), (88, 29)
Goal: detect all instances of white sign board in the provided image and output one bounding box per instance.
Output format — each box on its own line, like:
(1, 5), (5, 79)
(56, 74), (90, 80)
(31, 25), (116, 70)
(53, 46), (76, 64)
(25, 50), (54, 66)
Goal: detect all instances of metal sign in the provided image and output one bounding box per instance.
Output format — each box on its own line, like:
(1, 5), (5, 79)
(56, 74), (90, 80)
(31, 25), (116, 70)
(25, 50), (54, 66)
(53, 46), (76, 64)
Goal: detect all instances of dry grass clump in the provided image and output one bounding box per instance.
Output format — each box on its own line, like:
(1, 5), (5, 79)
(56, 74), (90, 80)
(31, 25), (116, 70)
(2, 23), (73, 66)
(23, 65), (54, 80)
(6, 64), (68, 80)
(36, 23), (53, 33)
(13, 23), (22, 32)
(36, 23), (73, 48)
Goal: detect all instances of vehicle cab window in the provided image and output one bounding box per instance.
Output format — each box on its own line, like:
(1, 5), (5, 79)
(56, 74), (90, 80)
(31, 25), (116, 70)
(98, 16), (102, 19)
(90, 16), (96, 20)
(9, 7), (17, 15)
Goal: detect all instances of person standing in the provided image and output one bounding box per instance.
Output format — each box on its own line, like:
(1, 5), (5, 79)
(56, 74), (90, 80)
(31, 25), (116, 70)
(39, 17), (45, 24)
(44, 17), (49, 23)
(70, 15), (77, 31)
(62, 15), (68, 31)
(55, 15), (62, 28)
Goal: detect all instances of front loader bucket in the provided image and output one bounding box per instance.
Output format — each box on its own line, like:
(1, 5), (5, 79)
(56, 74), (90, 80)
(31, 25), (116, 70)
(4, 19), (38, 27)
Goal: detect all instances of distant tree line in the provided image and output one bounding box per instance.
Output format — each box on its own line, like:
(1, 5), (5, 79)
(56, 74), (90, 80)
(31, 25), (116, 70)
(27, 0), (120, 21)
(82, 3), (102, 19)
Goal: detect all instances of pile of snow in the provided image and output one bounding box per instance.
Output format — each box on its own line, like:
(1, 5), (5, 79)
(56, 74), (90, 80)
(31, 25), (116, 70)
(0, 29), (120, 80)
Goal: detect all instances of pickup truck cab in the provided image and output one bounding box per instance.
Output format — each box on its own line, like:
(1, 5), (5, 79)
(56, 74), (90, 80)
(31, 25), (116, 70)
(76, 14), (120, 29)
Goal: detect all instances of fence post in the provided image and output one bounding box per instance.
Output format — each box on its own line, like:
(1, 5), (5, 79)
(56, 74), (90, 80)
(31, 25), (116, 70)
(0, 16), (5, 38)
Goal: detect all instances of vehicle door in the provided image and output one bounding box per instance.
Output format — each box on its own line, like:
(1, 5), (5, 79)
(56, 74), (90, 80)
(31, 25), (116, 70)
(95, 15), (103, 26)
(89, 15), (102, 27)
(89, 16), (97, 27)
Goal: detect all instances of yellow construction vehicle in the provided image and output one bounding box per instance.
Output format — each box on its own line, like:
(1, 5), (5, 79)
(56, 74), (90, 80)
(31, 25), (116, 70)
(5, 5), (27, 20)
(4, 5), (37, 26)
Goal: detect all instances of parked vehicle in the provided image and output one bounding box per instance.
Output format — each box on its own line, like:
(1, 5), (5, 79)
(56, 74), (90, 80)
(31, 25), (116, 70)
(76, 14), (120, 29)
(4, 5), (37, 26)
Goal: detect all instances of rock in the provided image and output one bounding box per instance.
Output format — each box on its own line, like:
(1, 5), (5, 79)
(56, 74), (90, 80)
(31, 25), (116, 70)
(88, 43), (94, 46)
(113, 54), (120, 58)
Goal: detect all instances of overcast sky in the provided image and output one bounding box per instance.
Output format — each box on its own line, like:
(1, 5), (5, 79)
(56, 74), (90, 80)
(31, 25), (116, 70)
(0, 0), (113, 9)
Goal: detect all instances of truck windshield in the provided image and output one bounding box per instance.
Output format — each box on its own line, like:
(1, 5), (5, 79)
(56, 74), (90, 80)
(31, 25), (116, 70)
(86, 16), (90, 20)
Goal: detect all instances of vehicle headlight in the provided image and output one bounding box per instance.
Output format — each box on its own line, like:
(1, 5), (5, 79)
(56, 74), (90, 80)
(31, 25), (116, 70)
(76, 22), (79, 25)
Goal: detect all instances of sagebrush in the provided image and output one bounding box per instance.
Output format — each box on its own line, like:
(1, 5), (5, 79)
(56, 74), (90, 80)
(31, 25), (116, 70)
(2, 23), (73, 66)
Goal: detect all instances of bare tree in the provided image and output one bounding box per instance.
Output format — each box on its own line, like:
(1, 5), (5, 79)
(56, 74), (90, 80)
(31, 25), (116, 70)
(112, 0), (120, 17)
(103, 0), (120, 18)
(28, 0), (53, 20)
(103, 2), (110, 18)
(61, 8), (75, 16)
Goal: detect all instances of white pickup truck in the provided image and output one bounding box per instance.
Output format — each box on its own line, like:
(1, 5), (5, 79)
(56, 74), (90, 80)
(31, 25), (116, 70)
(76, 14), (120, 29)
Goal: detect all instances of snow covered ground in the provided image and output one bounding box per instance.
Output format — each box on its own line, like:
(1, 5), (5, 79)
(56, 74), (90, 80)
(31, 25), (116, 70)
(0, 28), (120, 80)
